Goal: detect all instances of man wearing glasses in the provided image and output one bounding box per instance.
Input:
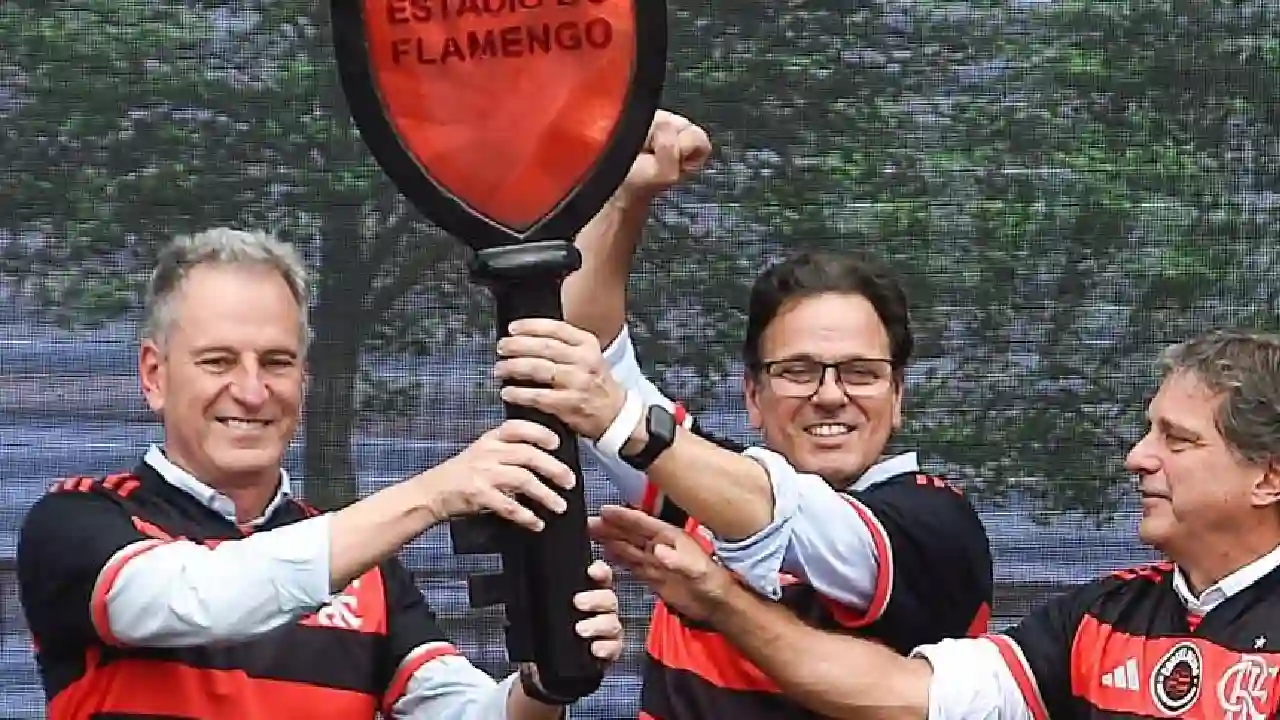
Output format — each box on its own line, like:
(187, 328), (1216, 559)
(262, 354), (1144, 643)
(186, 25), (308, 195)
(491, 112), (993, 719)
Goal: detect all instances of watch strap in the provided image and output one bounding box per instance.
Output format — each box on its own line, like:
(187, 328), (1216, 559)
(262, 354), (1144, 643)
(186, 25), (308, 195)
(596, 389), (644, 459)
(622, 404), (677, 471)
(518, 663), (574, 710)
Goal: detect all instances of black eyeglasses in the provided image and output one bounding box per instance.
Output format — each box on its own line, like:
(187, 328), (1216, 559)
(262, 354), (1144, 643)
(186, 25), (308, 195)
(759, 357), (894, 398)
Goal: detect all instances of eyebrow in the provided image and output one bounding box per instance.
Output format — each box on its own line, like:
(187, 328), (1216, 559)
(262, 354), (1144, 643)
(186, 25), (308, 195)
(193, 346), (299, 360)
(1155, 417), (1202, 439)
(770, 353), (891, 363)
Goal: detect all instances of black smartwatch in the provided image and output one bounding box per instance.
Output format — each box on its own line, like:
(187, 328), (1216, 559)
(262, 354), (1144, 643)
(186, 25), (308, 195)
(518, 663), (573, 710)
(621, 404), (678, 471)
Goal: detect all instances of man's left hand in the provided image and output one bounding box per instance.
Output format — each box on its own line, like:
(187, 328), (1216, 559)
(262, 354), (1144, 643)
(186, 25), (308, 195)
(590, 505), (737, 623)
(493, 319), (626, 441)
(576, 559), (625, 663)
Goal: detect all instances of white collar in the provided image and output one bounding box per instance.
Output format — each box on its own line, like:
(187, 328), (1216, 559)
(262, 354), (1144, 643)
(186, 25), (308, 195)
(143, 444), (292, 528)
(1172, 542), (1280, 615)
(850, 451), (920, 492)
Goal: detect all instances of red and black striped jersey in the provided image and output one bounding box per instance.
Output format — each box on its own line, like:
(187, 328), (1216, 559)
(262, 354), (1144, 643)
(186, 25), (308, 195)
(639, 428), (994, 720)
(1000, 561), (1280, 719)
(17, 461), (454, 720)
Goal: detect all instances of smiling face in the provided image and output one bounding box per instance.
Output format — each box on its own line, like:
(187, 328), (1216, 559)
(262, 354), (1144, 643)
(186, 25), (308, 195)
(139, 262), (305, 490)
(1127, 370), (1279, 559)
(744, 292), (904, 487)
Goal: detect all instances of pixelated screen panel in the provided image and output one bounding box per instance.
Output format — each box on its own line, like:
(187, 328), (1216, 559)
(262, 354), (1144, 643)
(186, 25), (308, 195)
(1, 1), (1276, 717)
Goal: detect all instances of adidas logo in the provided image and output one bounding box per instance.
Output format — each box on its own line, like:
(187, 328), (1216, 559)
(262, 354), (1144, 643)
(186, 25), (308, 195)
(1101, 658), (1140, 691)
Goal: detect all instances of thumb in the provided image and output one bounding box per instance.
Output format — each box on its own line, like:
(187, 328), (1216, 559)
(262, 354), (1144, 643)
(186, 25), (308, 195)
(651, 126), (681, 184)
(652, 542), (698, 577)
(677, 125), (711, 172)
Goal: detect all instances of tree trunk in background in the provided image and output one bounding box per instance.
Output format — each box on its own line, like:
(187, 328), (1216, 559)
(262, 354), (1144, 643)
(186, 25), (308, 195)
(303, 328), (362, 510)
(303, 211), (372, 511)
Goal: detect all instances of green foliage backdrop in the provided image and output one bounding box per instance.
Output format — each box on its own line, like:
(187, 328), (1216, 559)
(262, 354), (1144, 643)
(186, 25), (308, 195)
(1, 0), (1277, 716)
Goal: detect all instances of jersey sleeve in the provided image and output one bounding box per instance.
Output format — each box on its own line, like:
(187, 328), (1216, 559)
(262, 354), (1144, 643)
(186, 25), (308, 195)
(709, 449), (993, 653)
(992, 582), (1099, 720)
(19, 477), (336, 650)
(379, 558), (523, 720)
(909, 637), (1037, 720)
(377, 556), (464, 713)
(17, 481), (161, 650)
(832, 475), (994, 654)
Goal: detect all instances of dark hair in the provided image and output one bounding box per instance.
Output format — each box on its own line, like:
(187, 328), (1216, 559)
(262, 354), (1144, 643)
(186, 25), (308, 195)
(742, 250), (914, 379)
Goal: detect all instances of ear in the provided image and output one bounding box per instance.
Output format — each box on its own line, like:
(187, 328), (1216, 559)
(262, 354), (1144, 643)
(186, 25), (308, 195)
(743, 371), (763, 431)
(139, 339), (166, 413)
(1254, 457), (1280, 508)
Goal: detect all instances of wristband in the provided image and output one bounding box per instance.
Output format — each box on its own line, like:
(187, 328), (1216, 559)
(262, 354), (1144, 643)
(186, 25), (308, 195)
(596, 389), (644, 459)
(518, 663), (574, 709)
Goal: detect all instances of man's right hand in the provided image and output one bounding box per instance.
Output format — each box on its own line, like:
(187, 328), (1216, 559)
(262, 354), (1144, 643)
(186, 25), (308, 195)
(565, 109), (711, 345)
(618, 109), (712, 203)
(417, 419), (576, 533)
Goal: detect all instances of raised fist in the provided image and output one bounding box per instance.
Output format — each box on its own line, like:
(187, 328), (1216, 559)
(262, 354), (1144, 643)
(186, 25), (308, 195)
(620, 109), (712, 200)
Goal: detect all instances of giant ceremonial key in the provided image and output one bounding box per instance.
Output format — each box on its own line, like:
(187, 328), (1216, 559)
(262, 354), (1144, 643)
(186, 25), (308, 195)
(330, 0), (667, 702)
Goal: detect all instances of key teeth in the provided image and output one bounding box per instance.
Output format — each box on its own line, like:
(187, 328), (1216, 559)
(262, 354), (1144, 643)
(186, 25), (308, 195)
(466, 571), (508, 609)
(449, 516), (505, 555)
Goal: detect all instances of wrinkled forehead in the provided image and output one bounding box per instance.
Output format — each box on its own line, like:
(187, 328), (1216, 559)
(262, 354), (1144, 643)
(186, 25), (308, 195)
(760, 293), (892, 361)
(1147, 370), (1224, 435)
(165, 266), (304, 355)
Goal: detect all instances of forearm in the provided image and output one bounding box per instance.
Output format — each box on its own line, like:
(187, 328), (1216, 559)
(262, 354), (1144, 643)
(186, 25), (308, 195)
(713, 452), (881, 605)
(707, 582), (930, 720)
(565, 192), (650, 345)
(584, 327), (681, 508)
(623, 425), (774, 540)
(105, 476), (440, 647)
(328, 475), (440, 590)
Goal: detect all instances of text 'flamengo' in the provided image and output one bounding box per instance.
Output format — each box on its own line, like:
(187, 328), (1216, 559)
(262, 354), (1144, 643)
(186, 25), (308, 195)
(385, 0), (614, 65)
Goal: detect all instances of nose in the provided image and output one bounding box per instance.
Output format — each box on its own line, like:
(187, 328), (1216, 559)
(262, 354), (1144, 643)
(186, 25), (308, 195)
(1125, 432), (1160, 475)
(810, 367), (849, 407)
(228, 360), (270, 407)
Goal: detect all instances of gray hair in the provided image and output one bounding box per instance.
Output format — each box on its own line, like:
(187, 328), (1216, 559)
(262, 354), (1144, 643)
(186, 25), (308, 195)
(142, 227), (311, 353)
(1159, 328), (1280, 465)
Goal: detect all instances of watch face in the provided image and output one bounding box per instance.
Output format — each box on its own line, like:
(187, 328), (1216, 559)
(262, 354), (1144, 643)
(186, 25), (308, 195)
(622, 406), (677, 470)
(660, 407), (677, 437)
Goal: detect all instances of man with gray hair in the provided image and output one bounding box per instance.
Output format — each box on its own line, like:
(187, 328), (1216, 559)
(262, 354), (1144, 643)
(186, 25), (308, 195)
(16, 228), (624, 719)
(589, 327), (1280, 720)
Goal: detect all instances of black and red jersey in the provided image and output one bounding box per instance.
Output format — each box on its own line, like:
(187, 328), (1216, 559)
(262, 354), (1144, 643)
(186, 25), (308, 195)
(1000, 561), (1280, 719)
(638, 422), (994, 720)
(17, 461), (453, 720)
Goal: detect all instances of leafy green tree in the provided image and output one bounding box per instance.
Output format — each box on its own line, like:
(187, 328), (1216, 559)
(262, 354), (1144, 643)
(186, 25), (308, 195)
(3, 0), (1278, 522)
(622, 0), (1280, 518)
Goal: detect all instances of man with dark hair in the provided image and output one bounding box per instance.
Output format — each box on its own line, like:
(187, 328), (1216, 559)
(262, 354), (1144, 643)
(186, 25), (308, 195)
(493, 112), (993, 720)
(591, 327), (1280, 720)
(17, 228), (624, 720)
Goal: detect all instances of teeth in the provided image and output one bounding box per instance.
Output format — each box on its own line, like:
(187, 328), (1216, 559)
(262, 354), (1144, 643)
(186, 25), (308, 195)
(807, 424), (852, 437)
(221, 419), (267, 430)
